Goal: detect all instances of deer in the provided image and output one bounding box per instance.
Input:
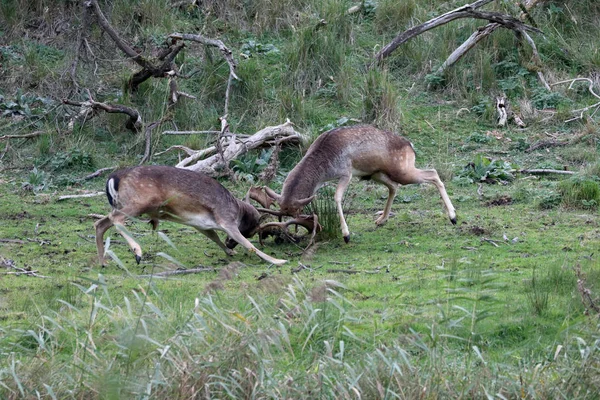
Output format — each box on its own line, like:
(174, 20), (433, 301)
(94, 165), (287, 266)
(262, 125), (457, 242)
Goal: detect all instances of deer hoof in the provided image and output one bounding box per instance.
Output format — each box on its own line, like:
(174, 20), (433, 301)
(343, 235), (350, 244)
(450, 217), (457, 225)
(135, 255), (142, 264)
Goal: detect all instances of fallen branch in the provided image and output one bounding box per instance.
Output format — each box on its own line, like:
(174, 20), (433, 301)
(177, 120), (304, 177)
(63, 96), (142, 133)
(138, 267), (217, 278)
(516, 168), (574, 176)
(0, 131), (45, 141)
(82, 166), (116, 180)
(0, 239), (25, 244)
(551, 78), (600, 122)
(375, 0), (539, 63)
(57, 192), (105, 201)
(1, 258), (48, 278)
(162, 130), (220, 135)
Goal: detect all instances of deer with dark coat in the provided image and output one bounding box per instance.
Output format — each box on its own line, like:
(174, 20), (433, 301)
(264, 125), (457, 242)
(94, 165), (287, 266)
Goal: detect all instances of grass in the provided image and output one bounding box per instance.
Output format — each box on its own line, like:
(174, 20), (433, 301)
(1, 0), (600, 397)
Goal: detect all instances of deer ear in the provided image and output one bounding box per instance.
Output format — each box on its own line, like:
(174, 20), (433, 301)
(263, 186), (282, 203)
(294, 195), (315, 208)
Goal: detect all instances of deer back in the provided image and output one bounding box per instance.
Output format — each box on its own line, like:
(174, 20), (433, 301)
(107, 166), (255, 230)
(280, 125), (415, 207)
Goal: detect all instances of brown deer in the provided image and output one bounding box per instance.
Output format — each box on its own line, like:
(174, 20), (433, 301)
(263, 125), (457, 242)
(94, 165), (287, 266)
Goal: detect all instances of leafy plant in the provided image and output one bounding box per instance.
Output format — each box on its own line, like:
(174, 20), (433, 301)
(240, 40), (279, 57)
(457, 154), (516, 184)
(0, 89), (54, 118)
(231, 148), (273, 183)
(21, 167), (50, 192)
(49, 149), (94, 171)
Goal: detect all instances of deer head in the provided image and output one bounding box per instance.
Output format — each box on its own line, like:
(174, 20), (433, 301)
(94, 165), (287, 266)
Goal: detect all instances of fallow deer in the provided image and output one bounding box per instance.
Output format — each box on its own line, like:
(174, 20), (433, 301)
(94, 165), (287, 266)
(263, 125), (457, 242)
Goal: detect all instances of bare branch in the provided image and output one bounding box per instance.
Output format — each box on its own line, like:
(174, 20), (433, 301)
(177, 120), (303, 177)
(0, 131), (46, 141)
(57, 192), (105, 201)
(375, 0), (541, 63)
(82, 167), (117, 180)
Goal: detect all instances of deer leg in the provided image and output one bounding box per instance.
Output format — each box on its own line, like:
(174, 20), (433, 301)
(94, 216), (114, 265)
(222, 225), (287, 266)
(335, 174), (352, 243)
(371, 172), (399, 226)
(110, 209), (144, 264)
(415, 169), (457, 224)
(197, 229), (235, 256)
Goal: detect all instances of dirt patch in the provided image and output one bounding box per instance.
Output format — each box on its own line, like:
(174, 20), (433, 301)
(486, 195), (513, 207)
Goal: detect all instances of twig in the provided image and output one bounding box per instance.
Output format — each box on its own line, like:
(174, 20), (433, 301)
(138, 267), (217, 278)
(481, 237), (500, 247)
(1, 258), (48, 278)
(82, 167), (116, 180)
(162, 130), (220, 135)
(0, 239), (25, 244)
(57, 192), (105, 201)
(517, 169), (574, 176)
(0, 131), (45, 141)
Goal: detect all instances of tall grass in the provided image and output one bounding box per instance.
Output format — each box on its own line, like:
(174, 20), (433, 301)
(2, 260), (599, 398)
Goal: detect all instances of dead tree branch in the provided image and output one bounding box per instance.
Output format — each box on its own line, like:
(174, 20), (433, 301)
(63, 97), (142, 133)
(86, 0), (185, 92)
(376, 0), (495, 62)
(169, 32), (238, 115)
(138, 267), (217, 278)
(551, 78), (600, 122)
(82, 167), (117, 180)
(376, 0), (544, 87)
(57, 192), (105, 201)
(0, 131), (46, 141)
(177, 120), (304, 177)
(435, 22), (501, 76)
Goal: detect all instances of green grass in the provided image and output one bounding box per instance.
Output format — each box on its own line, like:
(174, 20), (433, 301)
(1, 0), (600, 397)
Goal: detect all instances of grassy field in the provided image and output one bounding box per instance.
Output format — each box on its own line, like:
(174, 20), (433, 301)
(1, 0), (600, 398)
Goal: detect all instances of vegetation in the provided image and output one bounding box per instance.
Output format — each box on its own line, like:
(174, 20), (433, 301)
(1, 0), (600, 398)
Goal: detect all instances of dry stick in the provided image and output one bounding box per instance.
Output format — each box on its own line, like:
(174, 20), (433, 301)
(517, 169), (574, 176)
(63, 98), (142, 133)
(0, 131), (45, 141)
(0, 239), (25, 244)
(551, 78), (600, 121)
(162, 130), (220, 135)
(82, 167), (117, 180)
(518, 29), (551, 91)
(138, 267), (217, 278)
(57, 192), (105, 201)
(140, 118), (167, 165)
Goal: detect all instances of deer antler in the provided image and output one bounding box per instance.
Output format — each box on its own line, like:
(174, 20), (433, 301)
(247, 186), (277, 209)
(259, 214), (321, 236)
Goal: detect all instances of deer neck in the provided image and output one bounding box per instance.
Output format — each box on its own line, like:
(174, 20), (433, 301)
(281, 158), (330, 204)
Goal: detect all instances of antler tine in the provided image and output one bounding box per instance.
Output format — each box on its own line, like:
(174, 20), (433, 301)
(247, 186), (276, 209)
(259, 214), (322, 235)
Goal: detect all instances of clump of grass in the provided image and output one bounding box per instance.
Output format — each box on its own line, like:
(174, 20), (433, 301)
(558, 175), (600, 209)
(527, 266), (550, 316)
(361, 68), (400, 129)
(306, 185), (341, 241)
